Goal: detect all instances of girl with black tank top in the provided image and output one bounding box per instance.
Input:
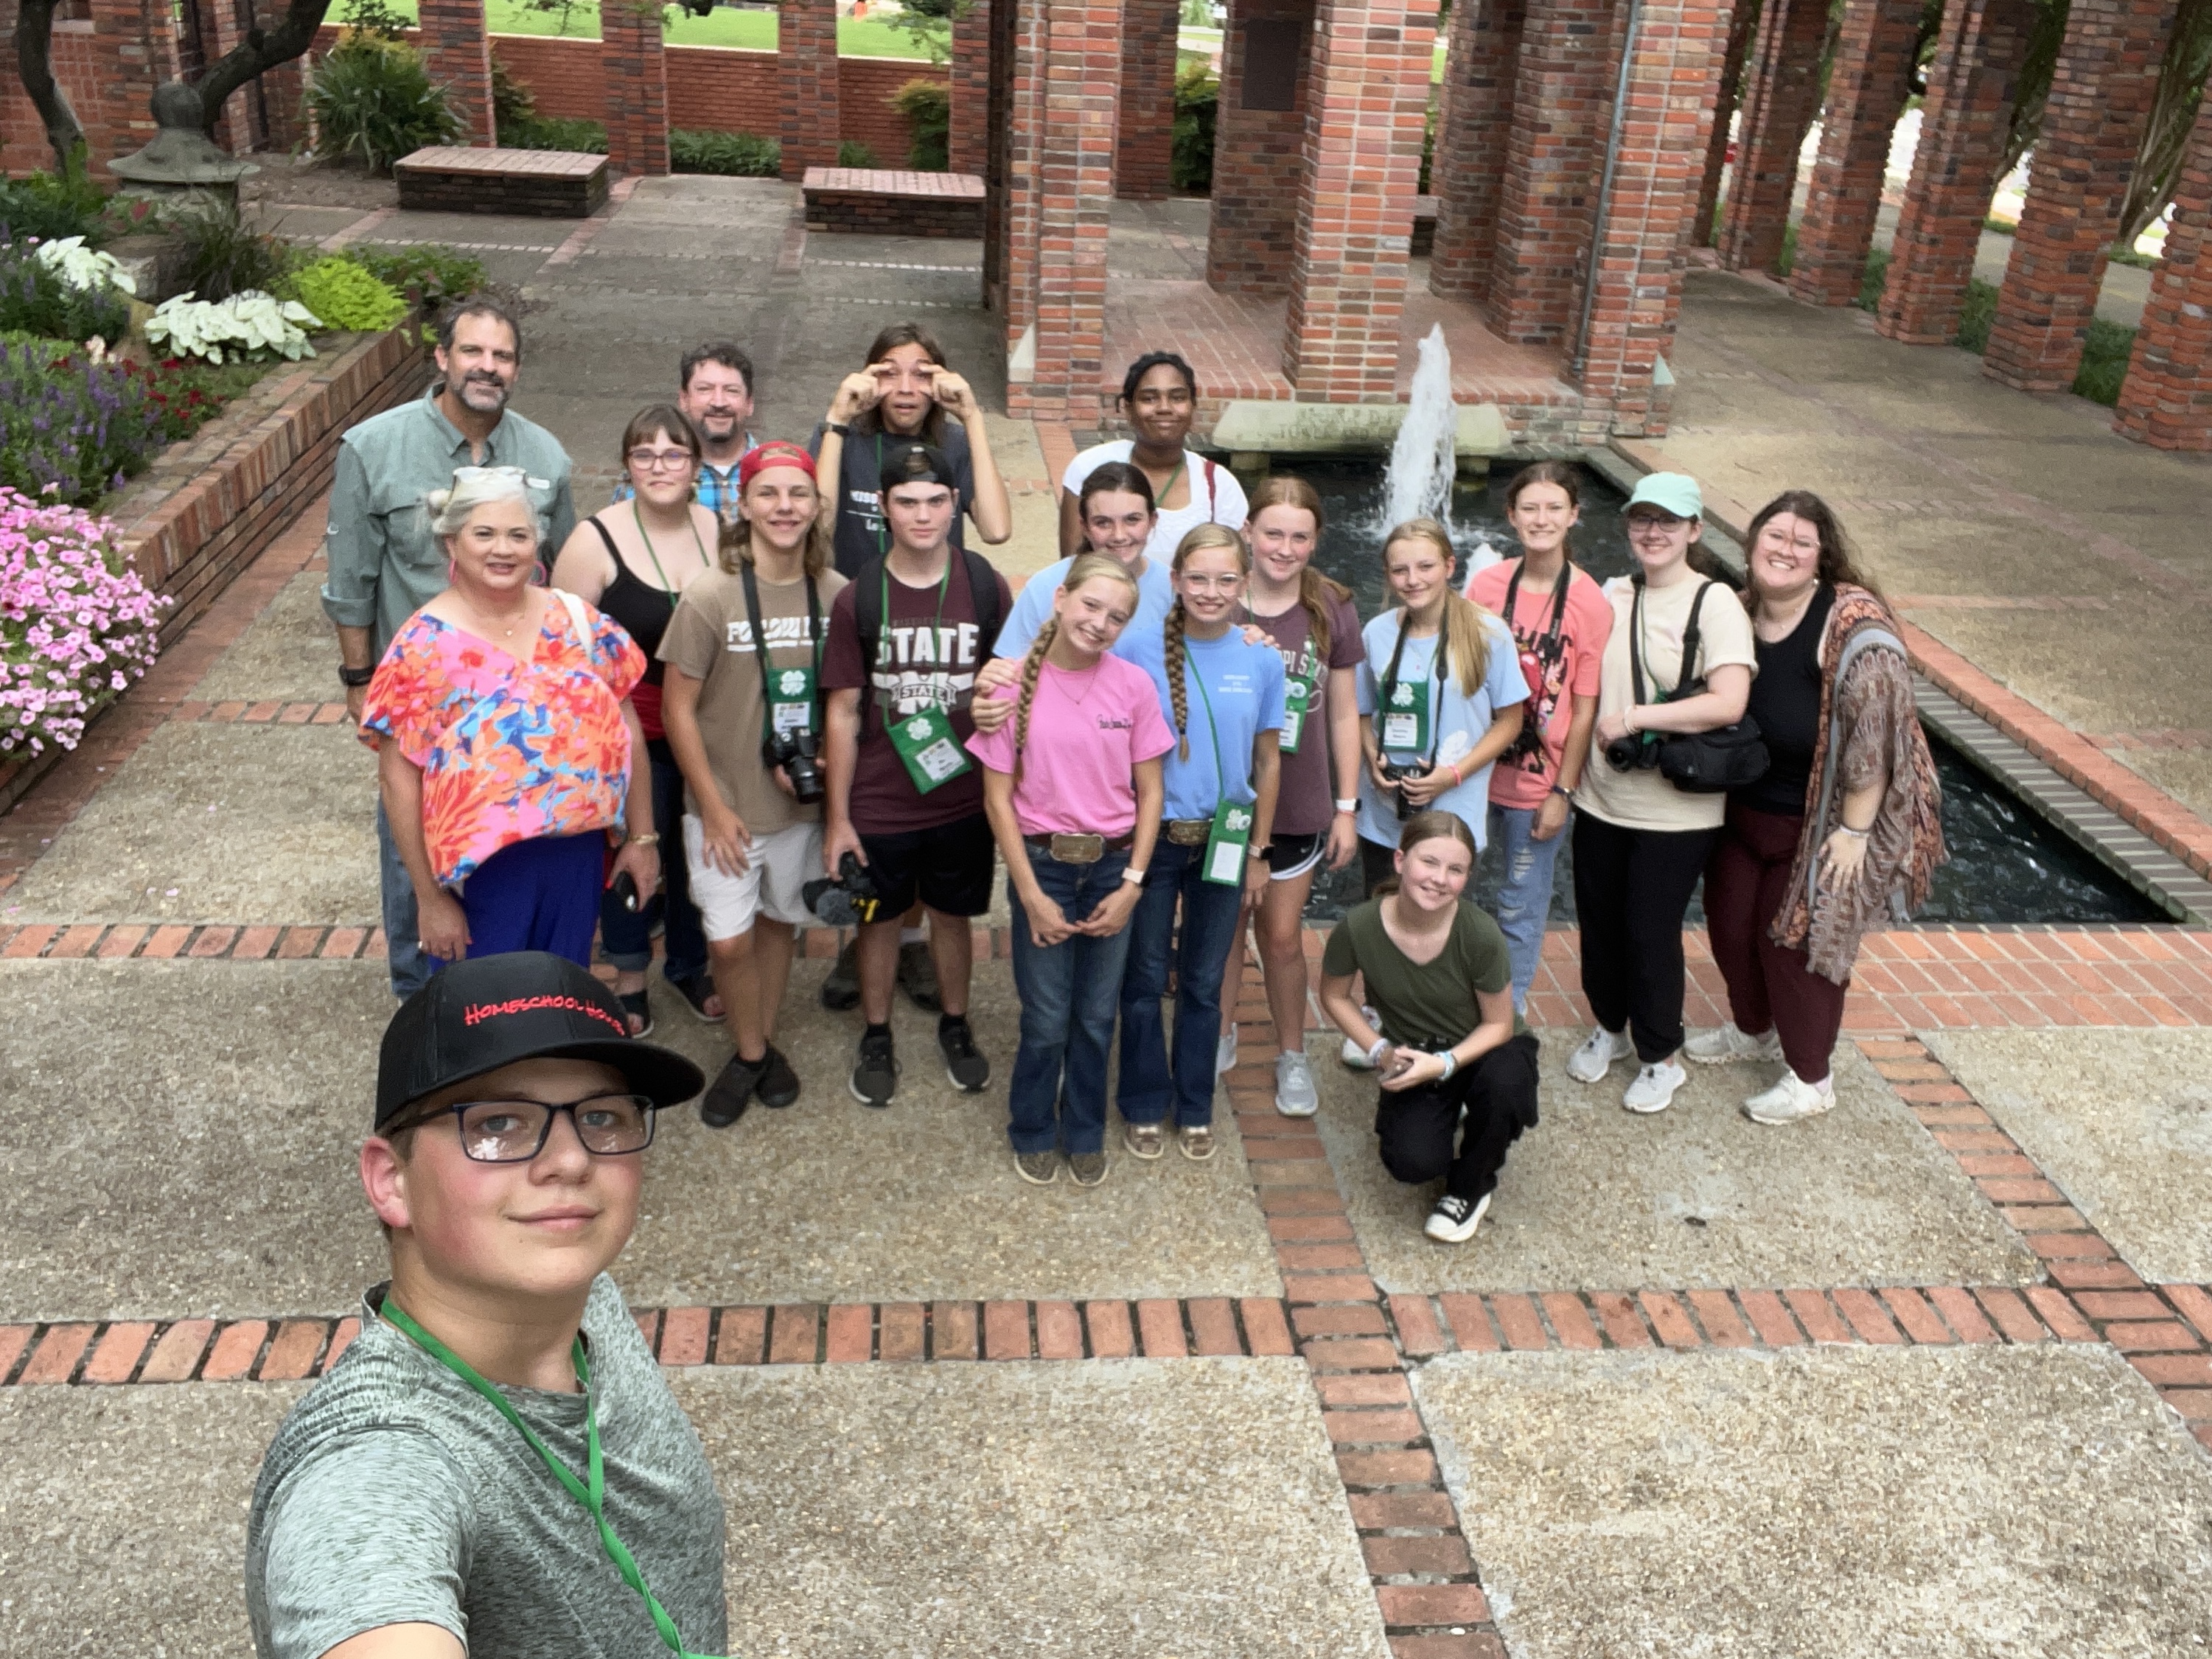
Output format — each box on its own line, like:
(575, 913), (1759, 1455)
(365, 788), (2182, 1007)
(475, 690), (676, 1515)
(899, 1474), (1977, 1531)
(549, 405), (721, 1036)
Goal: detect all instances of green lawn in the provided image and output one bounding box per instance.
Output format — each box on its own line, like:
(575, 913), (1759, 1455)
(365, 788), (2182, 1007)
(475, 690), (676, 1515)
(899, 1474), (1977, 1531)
(366, 0), (934, 53)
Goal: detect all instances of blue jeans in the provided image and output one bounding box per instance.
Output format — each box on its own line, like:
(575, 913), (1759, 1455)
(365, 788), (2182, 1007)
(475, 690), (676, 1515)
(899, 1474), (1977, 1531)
(1007, 845), (1134, 1155)
(1487, 802), (1566, 1016)
(376, 798), (433, 1000)
(598, 741), (707, 983)
(1117, 837), (1245, 1129)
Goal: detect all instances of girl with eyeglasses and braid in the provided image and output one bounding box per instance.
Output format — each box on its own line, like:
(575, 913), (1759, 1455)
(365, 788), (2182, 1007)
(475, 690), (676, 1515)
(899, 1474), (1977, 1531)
(1116, 525), (1285, 1164)
(968, 555), (1173, 1189)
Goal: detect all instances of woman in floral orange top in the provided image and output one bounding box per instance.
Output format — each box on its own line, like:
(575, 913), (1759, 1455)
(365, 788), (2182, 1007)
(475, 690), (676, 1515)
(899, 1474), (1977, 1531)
(362, 467), (661, 970)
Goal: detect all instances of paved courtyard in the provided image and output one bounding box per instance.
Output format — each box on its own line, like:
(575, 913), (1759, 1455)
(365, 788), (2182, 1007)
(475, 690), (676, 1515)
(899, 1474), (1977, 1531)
(3, 175), (2212, 1656)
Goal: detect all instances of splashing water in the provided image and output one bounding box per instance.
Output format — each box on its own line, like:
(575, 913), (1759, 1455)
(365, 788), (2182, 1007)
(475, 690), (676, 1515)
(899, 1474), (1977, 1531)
(1382, 324), (1458, 531)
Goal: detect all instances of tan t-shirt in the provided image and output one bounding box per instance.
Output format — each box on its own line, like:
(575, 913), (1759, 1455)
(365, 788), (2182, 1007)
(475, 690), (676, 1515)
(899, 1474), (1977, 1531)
(1577, 572), (1757, 833)
(659, 562), (848, 834)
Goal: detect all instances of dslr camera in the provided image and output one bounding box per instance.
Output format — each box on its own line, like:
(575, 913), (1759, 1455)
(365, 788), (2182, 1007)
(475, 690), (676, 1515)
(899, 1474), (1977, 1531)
(1604, 730), (1661, 773)
(1378, 759), (1424, 822)
(803, 851), (885, 928)
(764, 728), (826, 806)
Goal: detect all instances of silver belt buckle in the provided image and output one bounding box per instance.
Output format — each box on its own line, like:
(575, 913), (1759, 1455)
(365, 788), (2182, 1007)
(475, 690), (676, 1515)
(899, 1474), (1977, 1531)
(1166, 818), (1211, 846)
(1048, 833), (1105, 864)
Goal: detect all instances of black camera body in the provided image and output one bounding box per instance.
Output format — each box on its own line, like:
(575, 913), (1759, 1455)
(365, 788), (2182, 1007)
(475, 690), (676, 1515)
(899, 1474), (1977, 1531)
(764, 728), (826, 806)
(1378, 758), (1423, 822)
(1604, 732), (1661, 772)
(803, 851), (885, 927)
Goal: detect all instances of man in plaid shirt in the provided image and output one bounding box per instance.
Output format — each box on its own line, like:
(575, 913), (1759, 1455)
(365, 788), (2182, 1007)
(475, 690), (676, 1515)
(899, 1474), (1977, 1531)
(615, 342), (761, 520)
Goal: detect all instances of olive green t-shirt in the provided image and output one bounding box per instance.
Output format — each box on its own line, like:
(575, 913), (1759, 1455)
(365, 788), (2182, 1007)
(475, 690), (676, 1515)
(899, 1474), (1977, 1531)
(1322, 898), (1526, 1049)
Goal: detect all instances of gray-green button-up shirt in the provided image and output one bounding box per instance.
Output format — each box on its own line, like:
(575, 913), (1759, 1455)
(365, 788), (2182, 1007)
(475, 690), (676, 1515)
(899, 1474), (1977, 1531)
(321, 385), (579, 660)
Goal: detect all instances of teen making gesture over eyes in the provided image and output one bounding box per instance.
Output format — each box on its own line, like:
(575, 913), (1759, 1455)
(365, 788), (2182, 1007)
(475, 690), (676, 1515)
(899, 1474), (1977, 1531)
(1215, 476), (1364, 1119)
(969, 555), (1173, 1189)
(1117, 525), (1285, 1163)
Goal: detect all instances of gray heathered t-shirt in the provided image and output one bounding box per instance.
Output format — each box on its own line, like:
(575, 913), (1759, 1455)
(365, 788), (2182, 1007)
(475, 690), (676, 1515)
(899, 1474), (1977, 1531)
(245, 1274), (726, 1659)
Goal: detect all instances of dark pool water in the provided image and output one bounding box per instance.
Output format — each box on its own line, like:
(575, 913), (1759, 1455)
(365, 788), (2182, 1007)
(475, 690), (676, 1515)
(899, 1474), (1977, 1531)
(1262, 456), (2168, 928)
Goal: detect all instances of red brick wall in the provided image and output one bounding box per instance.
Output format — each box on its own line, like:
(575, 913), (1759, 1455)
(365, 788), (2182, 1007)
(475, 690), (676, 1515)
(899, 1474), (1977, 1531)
(1429, 0), (1525, 303)
(1205, 0), (1314, 296)
(948, 0), (988, 173)
(1692, 0), (1754, 247)
(1116, 0), (1178, 199)
(420, 0), (495, 144)
(0, 0), (176, 181)
(602, 0), (670, 175)
(2113, 88), (2212, 448)
(1490, 0), (1619, 343)
(779, 0), (838, 178)
(1717, 0), (1828, 275)
(1789, 0), (1922, 306)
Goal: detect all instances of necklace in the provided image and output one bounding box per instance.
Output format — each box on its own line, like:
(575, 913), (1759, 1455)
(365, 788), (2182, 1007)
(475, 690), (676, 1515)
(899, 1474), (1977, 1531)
(458, 590), (535, 644)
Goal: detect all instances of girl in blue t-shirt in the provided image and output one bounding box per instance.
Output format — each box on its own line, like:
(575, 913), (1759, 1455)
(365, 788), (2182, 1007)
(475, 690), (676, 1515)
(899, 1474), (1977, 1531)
(1356, 517), (1527, 894)
(1117, 524), (1285, 1163)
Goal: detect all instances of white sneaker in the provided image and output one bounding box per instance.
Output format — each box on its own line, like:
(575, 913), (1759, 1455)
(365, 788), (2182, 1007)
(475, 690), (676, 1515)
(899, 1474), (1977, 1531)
(1684, 1022), (1784, 1065)
(1216, 1024), (1238, 1075)
(1566, 1025), (1633, 1084)
(1424, 1190), (1490, 1244)
(1622, 1059), (1687, 1114)
(1340, 1007), (1384, 1069)
(1744, 1071), (1835, 1125)
(1275, 1049), (1319, 1117)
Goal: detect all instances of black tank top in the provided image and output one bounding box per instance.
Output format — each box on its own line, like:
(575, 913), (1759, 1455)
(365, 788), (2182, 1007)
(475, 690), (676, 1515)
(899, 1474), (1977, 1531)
(1742, 582), (1834, 817)
(588, 518), (676, 686)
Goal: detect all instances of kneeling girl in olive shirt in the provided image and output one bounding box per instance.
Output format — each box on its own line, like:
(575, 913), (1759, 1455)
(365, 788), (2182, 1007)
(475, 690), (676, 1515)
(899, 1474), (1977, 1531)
(1318, 811), (1541, 1246)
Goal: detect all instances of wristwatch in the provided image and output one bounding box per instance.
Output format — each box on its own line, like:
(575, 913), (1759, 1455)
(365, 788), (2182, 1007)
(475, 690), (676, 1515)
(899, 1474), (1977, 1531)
(1121, 866), (1146, 884)
(338, 663), (374, 688)
(1333, 798), (1358, 814)
(1551, 783), (1576, 801)
(1249, 843), (1269, 860)
(825, 420), (851, 436)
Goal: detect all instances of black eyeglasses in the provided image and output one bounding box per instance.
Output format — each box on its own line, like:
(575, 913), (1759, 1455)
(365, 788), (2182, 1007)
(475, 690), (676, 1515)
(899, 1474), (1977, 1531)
(401, 1093), (659, 1164)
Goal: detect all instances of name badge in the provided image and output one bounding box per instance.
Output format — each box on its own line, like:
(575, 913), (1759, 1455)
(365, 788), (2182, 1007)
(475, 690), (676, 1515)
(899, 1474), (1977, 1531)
(888, 705), (971, 793)
(1381, 677), (1429, 752)
(1203, 798), (1253, 887)
(770, 665), (817, 738)
(1280, 667), (1318, 755)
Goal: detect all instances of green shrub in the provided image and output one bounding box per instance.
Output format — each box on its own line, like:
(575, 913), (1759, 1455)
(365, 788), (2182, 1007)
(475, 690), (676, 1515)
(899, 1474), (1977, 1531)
(0, 168), (110, 246)
(287, 256), (408, 332)
(491, 52), (539, 134)
(500, 113), (608, 153)
(347, 245), (487, 315)
(0, 242), (131, 343)
(307, 35), (463, 173)
(1855, 246), (1890, 312)
(670, 129), (781, 176)
(1953, 278), (1998, 354)
(1171, 60), (1217, 193)
(893, 78), (950, 172)
(2070, 317), (2138, 406)
(838, 139), (880, 168)
(158, 192), (297, 304)
(1418, 102), (1437, 195)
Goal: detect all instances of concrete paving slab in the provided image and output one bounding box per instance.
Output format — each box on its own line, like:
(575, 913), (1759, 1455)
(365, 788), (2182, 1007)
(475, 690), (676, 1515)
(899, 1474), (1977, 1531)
(1, 722), (377, 925)
(1418, 1344), (2212, 1659)
(678, 1358), (1387, 1659)
(0, 1381), (306, 1659)
(0, 961), (391, 1321)
(1315, 1032), (2035, 1293)
(1927, 1027), (2212, 1284)
(251, 202), (372, 244)
(624, 956), (1281, 1306)
(189, 571), (340, 705)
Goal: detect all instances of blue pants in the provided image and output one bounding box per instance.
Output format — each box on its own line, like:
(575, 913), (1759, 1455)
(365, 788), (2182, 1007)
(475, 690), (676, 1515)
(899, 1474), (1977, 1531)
(597, 741), (706, 983)
(460, 833), (605, 968)
(1007, 845), (1135, 1156)
(1117, 837), (1244, 1129)
(1486, 802), (1567, 1016)
(377, 798), (433, 1000)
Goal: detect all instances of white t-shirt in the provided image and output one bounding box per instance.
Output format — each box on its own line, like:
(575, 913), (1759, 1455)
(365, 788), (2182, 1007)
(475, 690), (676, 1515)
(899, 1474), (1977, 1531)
(1061, 440), (1250, 565)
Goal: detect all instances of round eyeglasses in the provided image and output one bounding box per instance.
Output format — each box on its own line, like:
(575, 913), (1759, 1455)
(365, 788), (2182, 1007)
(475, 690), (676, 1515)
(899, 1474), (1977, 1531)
(627, 449), (697, 473)
(402, 1093), (659, 1163)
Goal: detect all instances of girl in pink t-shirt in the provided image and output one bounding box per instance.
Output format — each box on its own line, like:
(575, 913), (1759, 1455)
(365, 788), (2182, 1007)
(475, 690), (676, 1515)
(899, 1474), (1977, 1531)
(969, 554), (1173, 1187)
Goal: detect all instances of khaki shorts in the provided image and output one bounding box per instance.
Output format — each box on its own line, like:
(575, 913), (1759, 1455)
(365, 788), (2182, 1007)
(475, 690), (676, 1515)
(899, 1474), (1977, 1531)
(683, 815), (822, 941)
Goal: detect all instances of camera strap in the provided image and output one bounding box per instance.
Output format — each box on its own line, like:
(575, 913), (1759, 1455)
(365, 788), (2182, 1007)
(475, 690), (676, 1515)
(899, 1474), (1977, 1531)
(739, 558), (823, 747)
(1627, 576), (1712, 709)
(1375, 610), (1448, 766)
(380, 1298), (711, 1659)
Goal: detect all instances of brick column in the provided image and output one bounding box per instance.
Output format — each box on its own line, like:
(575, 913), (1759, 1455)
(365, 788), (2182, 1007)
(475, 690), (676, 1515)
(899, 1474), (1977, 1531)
(1007, 0), (1123, 420)
(1875, 0), (2036, 343)
(1575, 0), (1728, 433)
(1487, 0), (1616, 342)
(601, 0), (670, 176)
(418, 0), (495, 145)
(1715, 0), (1826, 273)
(1428, 0), (1527, 303)
(1787, 0), (1921, 304)
(2112, 93), (2212, 448)
(1205, 0), (1315, 294)
(949, 0), (990, 174)
(1692, 0), (1754, 247)
(1116, 0), (1179, 198)
(1982, 0), (2178, 393)
(780, 0), (842, 181)
(1283, 0), (1434, 397)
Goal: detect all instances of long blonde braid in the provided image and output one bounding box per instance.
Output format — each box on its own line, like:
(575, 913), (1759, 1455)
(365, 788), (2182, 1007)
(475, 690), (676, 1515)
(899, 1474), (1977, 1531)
(1165, 523), (1248, 763)
(1014, 553), (1138, 780)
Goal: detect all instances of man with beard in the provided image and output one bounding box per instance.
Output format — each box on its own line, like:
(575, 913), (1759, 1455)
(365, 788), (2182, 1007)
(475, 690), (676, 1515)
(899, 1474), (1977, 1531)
(612, 343), (760, 521)
(324, 299), (578, 999)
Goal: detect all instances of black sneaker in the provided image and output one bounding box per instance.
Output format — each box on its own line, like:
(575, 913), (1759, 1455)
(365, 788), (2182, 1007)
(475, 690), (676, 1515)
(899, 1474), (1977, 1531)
(849, 1027), (899, 1108)
(700, 1052), (764, 1129)
(938, 1016), (989, 1092)
(756, 1044), (801, 1110)
(898, 939), (942, 1012)
(820, 937), (861, 1010)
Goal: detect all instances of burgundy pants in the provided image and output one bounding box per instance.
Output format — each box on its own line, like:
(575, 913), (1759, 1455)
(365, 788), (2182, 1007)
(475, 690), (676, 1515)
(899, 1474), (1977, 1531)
(1704, 802), (1849, 1083)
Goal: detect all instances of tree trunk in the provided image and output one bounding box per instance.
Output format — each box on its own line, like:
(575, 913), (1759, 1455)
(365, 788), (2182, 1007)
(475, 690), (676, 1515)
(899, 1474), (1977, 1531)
(14, 0), (88, 170)
(2117, 0), (2212, 242)
(191, 0), (336, 136)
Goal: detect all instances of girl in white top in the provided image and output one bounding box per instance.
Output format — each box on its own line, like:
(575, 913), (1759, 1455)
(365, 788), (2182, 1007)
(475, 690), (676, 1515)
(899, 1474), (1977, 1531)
(1057, 352), (1249, 562)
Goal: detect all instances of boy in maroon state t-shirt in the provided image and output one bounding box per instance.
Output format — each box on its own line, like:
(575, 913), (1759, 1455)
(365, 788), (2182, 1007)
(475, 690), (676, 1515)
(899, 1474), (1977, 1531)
(822, 442), (1015, 1108)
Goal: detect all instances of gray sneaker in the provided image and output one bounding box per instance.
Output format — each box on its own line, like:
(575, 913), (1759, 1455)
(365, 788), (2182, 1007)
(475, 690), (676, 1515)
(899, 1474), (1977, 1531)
(1067, 1151), (1108, 1187)
(1275, 1049), (1319, 1117)
(1013, 1150), (1059, 1186)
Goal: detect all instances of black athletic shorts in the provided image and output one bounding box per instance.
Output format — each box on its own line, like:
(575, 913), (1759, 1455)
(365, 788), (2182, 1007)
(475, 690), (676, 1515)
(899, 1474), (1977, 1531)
(1263, 831), (1325, 880)
(859, 812), (997, 918)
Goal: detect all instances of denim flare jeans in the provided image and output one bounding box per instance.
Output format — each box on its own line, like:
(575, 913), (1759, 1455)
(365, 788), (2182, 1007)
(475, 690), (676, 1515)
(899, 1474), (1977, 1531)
(1007, 844), (1136, 1156)
(1117, 836), (1246, 1130)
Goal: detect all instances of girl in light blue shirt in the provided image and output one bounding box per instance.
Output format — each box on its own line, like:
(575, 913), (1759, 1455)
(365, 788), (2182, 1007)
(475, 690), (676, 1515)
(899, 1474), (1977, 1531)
(1355, 517), (1526, 893)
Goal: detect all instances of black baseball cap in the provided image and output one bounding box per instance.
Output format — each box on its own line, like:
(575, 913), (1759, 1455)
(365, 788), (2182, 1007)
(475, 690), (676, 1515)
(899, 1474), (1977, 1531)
(878, 441), (955, 495)
(374, 951), (705, 1131)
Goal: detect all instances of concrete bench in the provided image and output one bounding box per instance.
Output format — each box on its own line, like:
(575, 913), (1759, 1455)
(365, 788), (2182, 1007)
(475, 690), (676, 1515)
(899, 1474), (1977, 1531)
(802, 168), (985, 239)
(394, 147), (610, 218)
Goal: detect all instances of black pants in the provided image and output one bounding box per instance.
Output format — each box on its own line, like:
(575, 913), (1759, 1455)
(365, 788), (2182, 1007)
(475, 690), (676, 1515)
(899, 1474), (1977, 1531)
(1571, 808), (1717, 1063)
(1375, 1033), (1541, 1201)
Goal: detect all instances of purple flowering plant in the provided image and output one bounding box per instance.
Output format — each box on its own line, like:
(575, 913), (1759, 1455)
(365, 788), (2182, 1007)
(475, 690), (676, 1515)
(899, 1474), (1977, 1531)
(0, 487), (167, 758)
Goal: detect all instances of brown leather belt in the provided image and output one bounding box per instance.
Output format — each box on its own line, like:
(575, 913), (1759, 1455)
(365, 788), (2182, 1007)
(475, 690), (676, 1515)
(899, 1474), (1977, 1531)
(1163, 817), (1213, 846)
(1024, 831), (1134, 864)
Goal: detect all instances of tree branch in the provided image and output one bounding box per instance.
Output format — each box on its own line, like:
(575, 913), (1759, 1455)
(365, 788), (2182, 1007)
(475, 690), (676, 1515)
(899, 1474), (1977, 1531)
(14, 0), (87, 170)
(191, 0), (336, 133)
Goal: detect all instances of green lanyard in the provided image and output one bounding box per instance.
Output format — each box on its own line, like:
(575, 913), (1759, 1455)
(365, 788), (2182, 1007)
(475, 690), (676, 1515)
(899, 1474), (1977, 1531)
(1152, 453), (1187, 513)
(1185, 642), (1233, 800)
(380, 1299), (711, 1659)
(629, 500), (708, 610)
